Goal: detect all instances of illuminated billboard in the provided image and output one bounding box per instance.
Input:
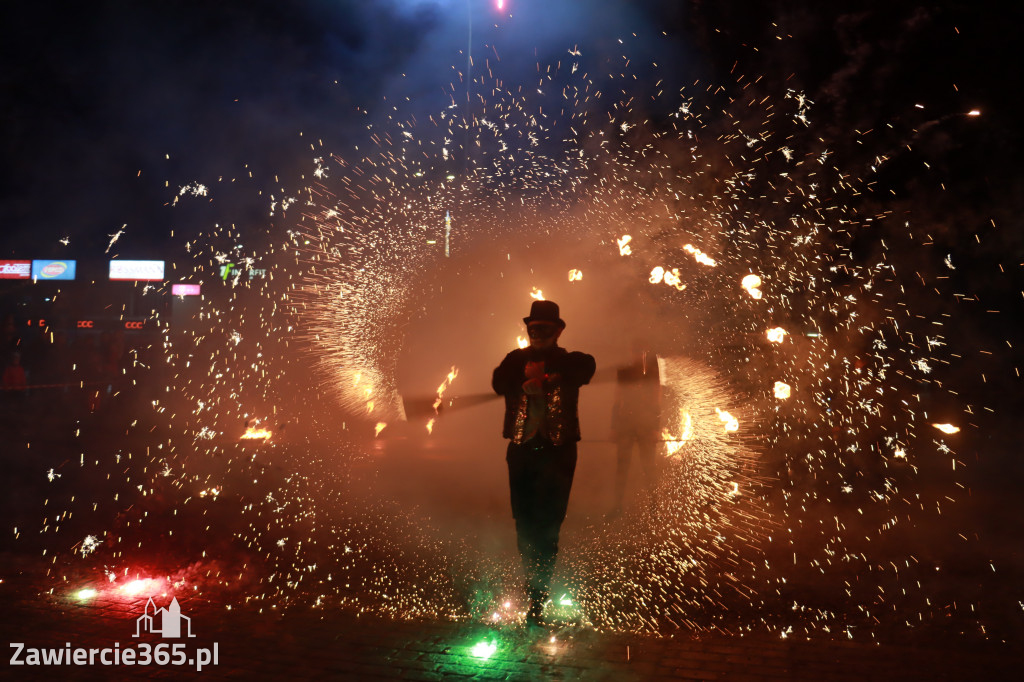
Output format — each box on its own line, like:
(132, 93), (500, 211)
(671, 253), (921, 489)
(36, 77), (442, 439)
(0, 260), (31, 279)
(109, 260), (165, 281)
(32, 260), (77, 281)
(171, 283), (201, 296)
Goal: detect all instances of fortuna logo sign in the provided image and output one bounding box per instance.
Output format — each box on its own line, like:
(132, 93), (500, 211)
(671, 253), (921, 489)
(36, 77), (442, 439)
(41, 262), (67, 278)
(0, 261), (31, 279)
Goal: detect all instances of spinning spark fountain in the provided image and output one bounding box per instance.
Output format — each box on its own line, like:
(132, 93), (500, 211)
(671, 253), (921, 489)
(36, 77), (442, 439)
(33, 27), (1012, 644)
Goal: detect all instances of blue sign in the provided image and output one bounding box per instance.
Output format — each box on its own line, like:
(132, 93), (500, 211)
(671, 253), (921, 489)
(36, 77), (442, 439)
(32, 260), (77, 281)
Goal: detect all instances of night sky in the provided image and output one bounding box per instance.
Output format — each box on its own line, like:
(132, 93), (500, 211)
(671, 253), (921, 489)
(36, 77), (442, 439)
(2, 2), (1019, 254)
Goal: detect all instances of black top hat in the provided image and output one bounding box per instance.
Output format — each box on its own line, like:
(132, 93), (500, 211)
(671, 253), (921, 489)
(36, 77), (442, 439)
(523, 300), (566, 328)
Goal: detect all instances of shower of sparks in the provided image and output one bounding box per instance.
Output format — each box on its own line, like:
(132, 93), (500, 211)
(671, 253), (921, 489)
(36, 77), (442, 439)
(26, 27), (1010, 646)
(105, 224), (126, 253)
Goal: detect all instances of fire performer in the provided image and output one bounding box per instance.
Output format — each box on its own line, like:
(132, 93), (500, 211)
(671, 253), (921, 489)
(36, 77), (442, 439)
(492, 300), (595, 628)
(608, 339), (661, 518)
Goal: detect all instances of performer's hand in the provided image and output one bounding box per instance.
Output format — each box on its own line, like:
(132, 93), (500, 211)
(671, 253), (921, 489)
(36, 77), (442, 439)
(524, 361), (545, 380)
(522, 378), (544, 395)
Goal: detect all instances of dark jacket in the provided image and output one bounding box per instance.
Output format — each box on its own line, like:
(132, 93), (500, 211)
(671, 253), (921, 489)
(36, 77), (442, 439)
(492, 346), (596, 444)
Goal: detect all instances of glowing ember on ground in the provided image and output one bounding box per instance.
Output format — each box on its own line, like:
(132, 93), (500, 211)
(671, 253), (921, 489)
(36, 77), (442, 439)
(470, 640), (498, 659)
(120, 578), (160, 596)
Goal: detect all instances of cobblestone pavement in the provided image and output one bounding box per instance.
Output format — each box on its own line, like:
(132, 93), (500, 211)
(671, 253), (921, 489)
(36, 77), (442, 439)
(1, 561), (1017, 682)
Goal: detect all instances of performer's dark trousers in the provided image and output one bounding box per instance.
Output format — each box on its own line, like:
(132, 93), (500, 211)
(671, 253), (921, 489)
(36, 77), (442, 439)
(506, 438), (577, 605)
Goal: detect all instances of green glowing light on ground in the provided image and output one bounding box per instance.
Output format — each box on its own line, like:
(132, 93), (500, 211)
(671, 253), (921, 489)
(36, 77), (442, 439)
(558, 594), (573, 607)
(470, 640), (498, 659)
(76, 588), (97, 601)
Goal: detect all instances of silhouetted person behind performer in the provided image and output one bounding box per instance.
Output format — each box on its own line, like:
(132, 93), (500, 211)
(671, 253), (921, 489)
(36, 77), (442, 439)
(493, 300), (595, 628)
(608, 339), (661, 518)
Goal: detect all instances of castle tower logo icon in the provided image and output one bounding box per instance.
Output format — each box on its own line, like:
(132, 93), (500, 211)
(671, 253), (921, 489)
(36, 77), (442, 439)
(133, 597), (196, 638)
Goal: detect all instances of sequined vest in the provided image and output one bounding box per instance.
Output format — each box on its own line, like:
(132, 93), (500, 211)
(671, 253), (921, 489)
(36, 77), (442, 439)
(493, 347), (596, 446)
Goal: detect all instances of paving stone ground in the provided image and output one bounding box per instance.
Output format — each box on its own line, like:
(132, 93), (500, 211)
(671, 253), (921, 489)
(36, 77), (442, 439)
(0, 563), (1017, 681)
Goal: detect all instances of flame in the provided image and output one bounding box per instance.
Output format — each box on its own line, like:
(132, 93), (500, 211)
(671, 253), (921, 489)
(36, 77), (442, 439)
(617, 235), (632, 256)
(241, 426), (272, 440)
(119, 578), (160, 596)
(715, 407), (739, 432)
(932, 423), (960, 434)
(374, 422), (387, 437)
(773, 381), (791, 399)
(650, 266), (685, 290)
(683, 244), (717, 267)
(893, 448), (907, 459)
(741, 274), (762, 299)
(517, 336), (529, 348)
(663, 409), (692, 456)
(427, 366), (459, 433)
(766, 327), (787, 343)
(530, 287), (544, 300)
(663, 268), (686, 291)
(568, 269), (583, 282)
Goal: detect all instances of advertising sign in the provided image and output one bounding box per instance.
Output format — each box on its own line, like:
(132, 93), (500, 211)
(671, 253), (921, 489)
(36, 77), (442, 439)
(0, 260), (31, 279)
(171, 283), (201, 296)
(109, 260), (165, 281)
(32, 260), (77, 281)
